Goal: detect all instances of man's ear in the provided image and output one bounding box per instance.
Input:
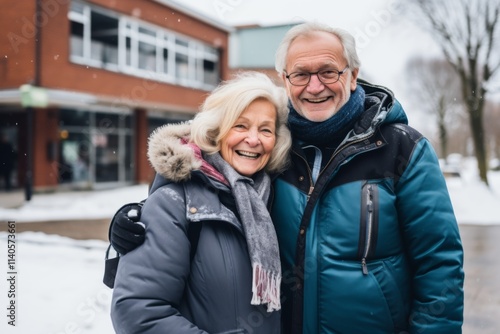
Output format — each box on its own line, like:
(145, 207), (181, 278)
(281, 72), (288, 86)
(350, 68), (359, 91)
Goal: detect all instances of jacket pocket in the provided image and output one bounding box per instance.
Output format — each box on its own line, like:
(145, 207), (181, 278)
(318, 258), (406, 333)
(358, 182), (379, 274)
(370, 256), (411, 332)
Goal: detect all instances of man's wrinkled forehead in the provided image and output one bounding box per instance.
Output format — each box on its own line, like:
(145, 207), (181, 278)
(285, 31), (346, 71)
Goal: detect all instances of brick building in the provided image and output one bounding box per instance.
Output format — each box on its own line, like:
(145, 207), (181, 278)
(0, 0), (231, 194)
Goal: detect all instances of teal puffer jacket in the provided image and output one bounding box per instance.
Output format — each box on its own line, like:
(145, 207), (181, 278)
(271, 81), (464, 333)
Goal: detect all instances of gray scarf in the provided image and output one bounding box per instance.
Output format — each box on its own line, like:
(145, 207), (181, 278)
(205, 152), (281, 312)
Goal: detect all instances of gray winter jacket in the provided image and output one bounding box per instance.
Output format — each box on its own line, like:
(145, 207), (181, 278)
(111, 123), (280, 334)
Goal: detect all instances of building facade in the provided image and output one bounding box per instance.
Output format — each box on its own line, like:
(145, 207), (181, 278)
(0, 0), (231, 194)
(229, 23), (298, 83)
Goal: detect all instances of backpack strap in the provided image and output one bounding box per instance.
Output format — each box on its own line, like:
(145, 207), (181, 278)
(103, 201), (145, 289)
(103, 244), (120, 288)
(187, 222), (202, 261)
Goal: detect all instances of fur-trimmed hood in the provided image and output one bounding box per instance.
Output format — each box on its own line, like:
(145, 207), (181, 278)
(147, 122), (201, 183)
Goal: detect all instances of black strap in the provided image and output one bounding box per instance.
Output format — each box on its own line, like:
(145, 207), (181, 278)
(103, 245), (120, 288)
(187, 222), (202, 261)
(103, 223), (202, 289)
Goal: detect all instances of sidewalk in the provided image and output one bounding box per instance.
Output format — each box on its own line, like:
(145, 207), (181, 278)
(0, 217), (110, 241)
(459, 224), (500, 334)
(0, 189), (111, 241)
(0, 189), (24, 209)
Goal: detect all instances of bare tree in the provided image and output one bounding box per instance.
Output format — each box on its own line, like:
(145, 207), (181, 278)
(400, 0), (500, 185)
(405, 56), (464, 159)
(484, 100), (500, 164)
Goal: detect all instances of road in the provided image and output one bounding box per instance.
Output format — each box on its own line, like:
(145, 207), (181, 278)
(0, 218), (110, 241)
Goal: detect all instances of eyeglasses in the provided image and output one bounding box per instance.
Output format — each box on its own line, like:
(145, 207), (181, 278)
(285, 66), (350, 86)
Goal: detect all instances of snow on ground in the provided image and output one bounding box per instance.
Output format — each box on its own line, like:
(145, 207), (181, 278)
(0, 158), (498, 333)
(0, 186), (149, 333)
(0, 184), (149, 223)
(0, 232), (113, 333)
(445, 158), (500, 225)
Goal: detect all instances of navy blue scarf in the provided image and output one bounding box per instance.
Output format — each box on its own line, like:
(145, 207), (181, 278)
(287, 85), (366, 146)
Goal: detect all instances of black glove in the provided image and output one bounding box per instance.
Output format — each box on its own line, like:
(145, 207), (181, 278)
(108, 202), (146, 255)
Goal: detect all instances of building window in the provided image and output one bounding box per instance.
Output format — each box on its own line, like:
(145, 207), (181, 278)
(200, 46), (219, 86)
(69, 3), (119, 70)
(58, 109), (133, 187)
(90, 11), (119, 68)
(68, 1), (220, 90)
(175, 38), (190, 82)
(138, 41), (156, 71)
(68, 2), (86, 60)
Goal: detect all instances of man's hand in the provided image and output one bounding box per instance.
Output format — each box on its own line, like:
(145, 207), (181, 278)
(109, 202), (146, 255)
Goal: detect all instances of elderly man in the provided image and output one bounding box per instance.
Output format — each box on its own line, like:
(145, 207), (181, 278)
(108, 22), (464, 334)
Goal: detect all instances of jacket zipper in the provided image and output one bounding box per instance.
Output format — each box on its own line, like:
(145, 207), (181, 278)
(361, 184), (374, 275)
(321, 136), (370, 179)
(294, 136), (379, 273)
(301, 138), (366, 201)
(293, 150), (315, 200)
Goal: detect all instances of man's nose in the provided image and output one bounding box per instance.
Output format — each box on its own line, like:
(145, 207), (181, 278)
(306, 73), (325, 93)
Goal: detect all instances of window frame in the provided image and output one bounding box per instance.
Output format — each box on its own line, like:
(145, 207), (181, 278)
(68, 1), (221, 90)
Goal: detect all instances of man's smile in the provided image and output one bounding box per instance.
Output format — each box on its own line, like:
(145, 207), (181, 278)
(303, 96), (331, 103)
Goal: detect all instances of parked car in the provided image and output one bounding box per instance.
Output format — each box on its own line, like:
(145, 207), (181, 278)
(441, 153), (463, 178)
(490, 158), (500, 171)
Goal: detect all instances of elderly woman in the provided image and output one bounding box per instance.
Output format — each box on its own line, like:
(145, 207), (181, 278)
(111, 72), (291, 334)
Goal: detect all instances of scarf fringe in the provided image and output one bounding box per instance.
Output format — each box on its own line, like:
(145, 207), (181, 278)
(251, 263), (281, 312)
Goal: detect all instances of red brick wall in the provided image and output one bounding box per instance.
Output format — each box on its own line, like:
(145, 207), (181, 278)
(1, 0), (231, 190)
(0, 0), (37, 88)
(133, 108), (153, 185)
(37, 0), (229, 112)
(33, 107), (60, 189)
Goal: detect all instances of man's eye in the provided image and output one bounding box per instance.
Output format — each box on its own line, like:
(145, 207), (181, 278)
(292, 73), (307, 79)
(321, 70), (337, 77)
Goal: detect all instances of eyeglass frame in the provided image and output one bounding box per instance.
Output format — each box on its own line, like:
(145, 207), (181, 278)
(284, 66), (350, 86)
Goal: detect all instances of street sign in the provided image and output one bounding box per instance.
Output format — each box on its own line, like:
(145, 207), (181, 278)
(20, 84), (49, 108)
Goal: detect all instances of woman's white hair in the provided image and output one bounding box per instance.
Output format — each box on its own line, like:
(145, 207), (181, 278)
(275, 21), (362, 75)
(190, 71), (291, 173)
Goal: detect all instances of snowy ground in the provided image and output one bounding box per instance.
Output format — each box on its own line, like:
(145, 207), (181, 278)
(0, 184), (149, 223)
(445, 158), (500, 225)
(0, 233), (113, 333)
(0, 158), (498, 333)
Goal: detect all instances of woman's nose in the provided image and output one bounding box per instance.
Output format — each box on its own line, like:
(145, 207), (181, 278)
(245, 130), (260, 146)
